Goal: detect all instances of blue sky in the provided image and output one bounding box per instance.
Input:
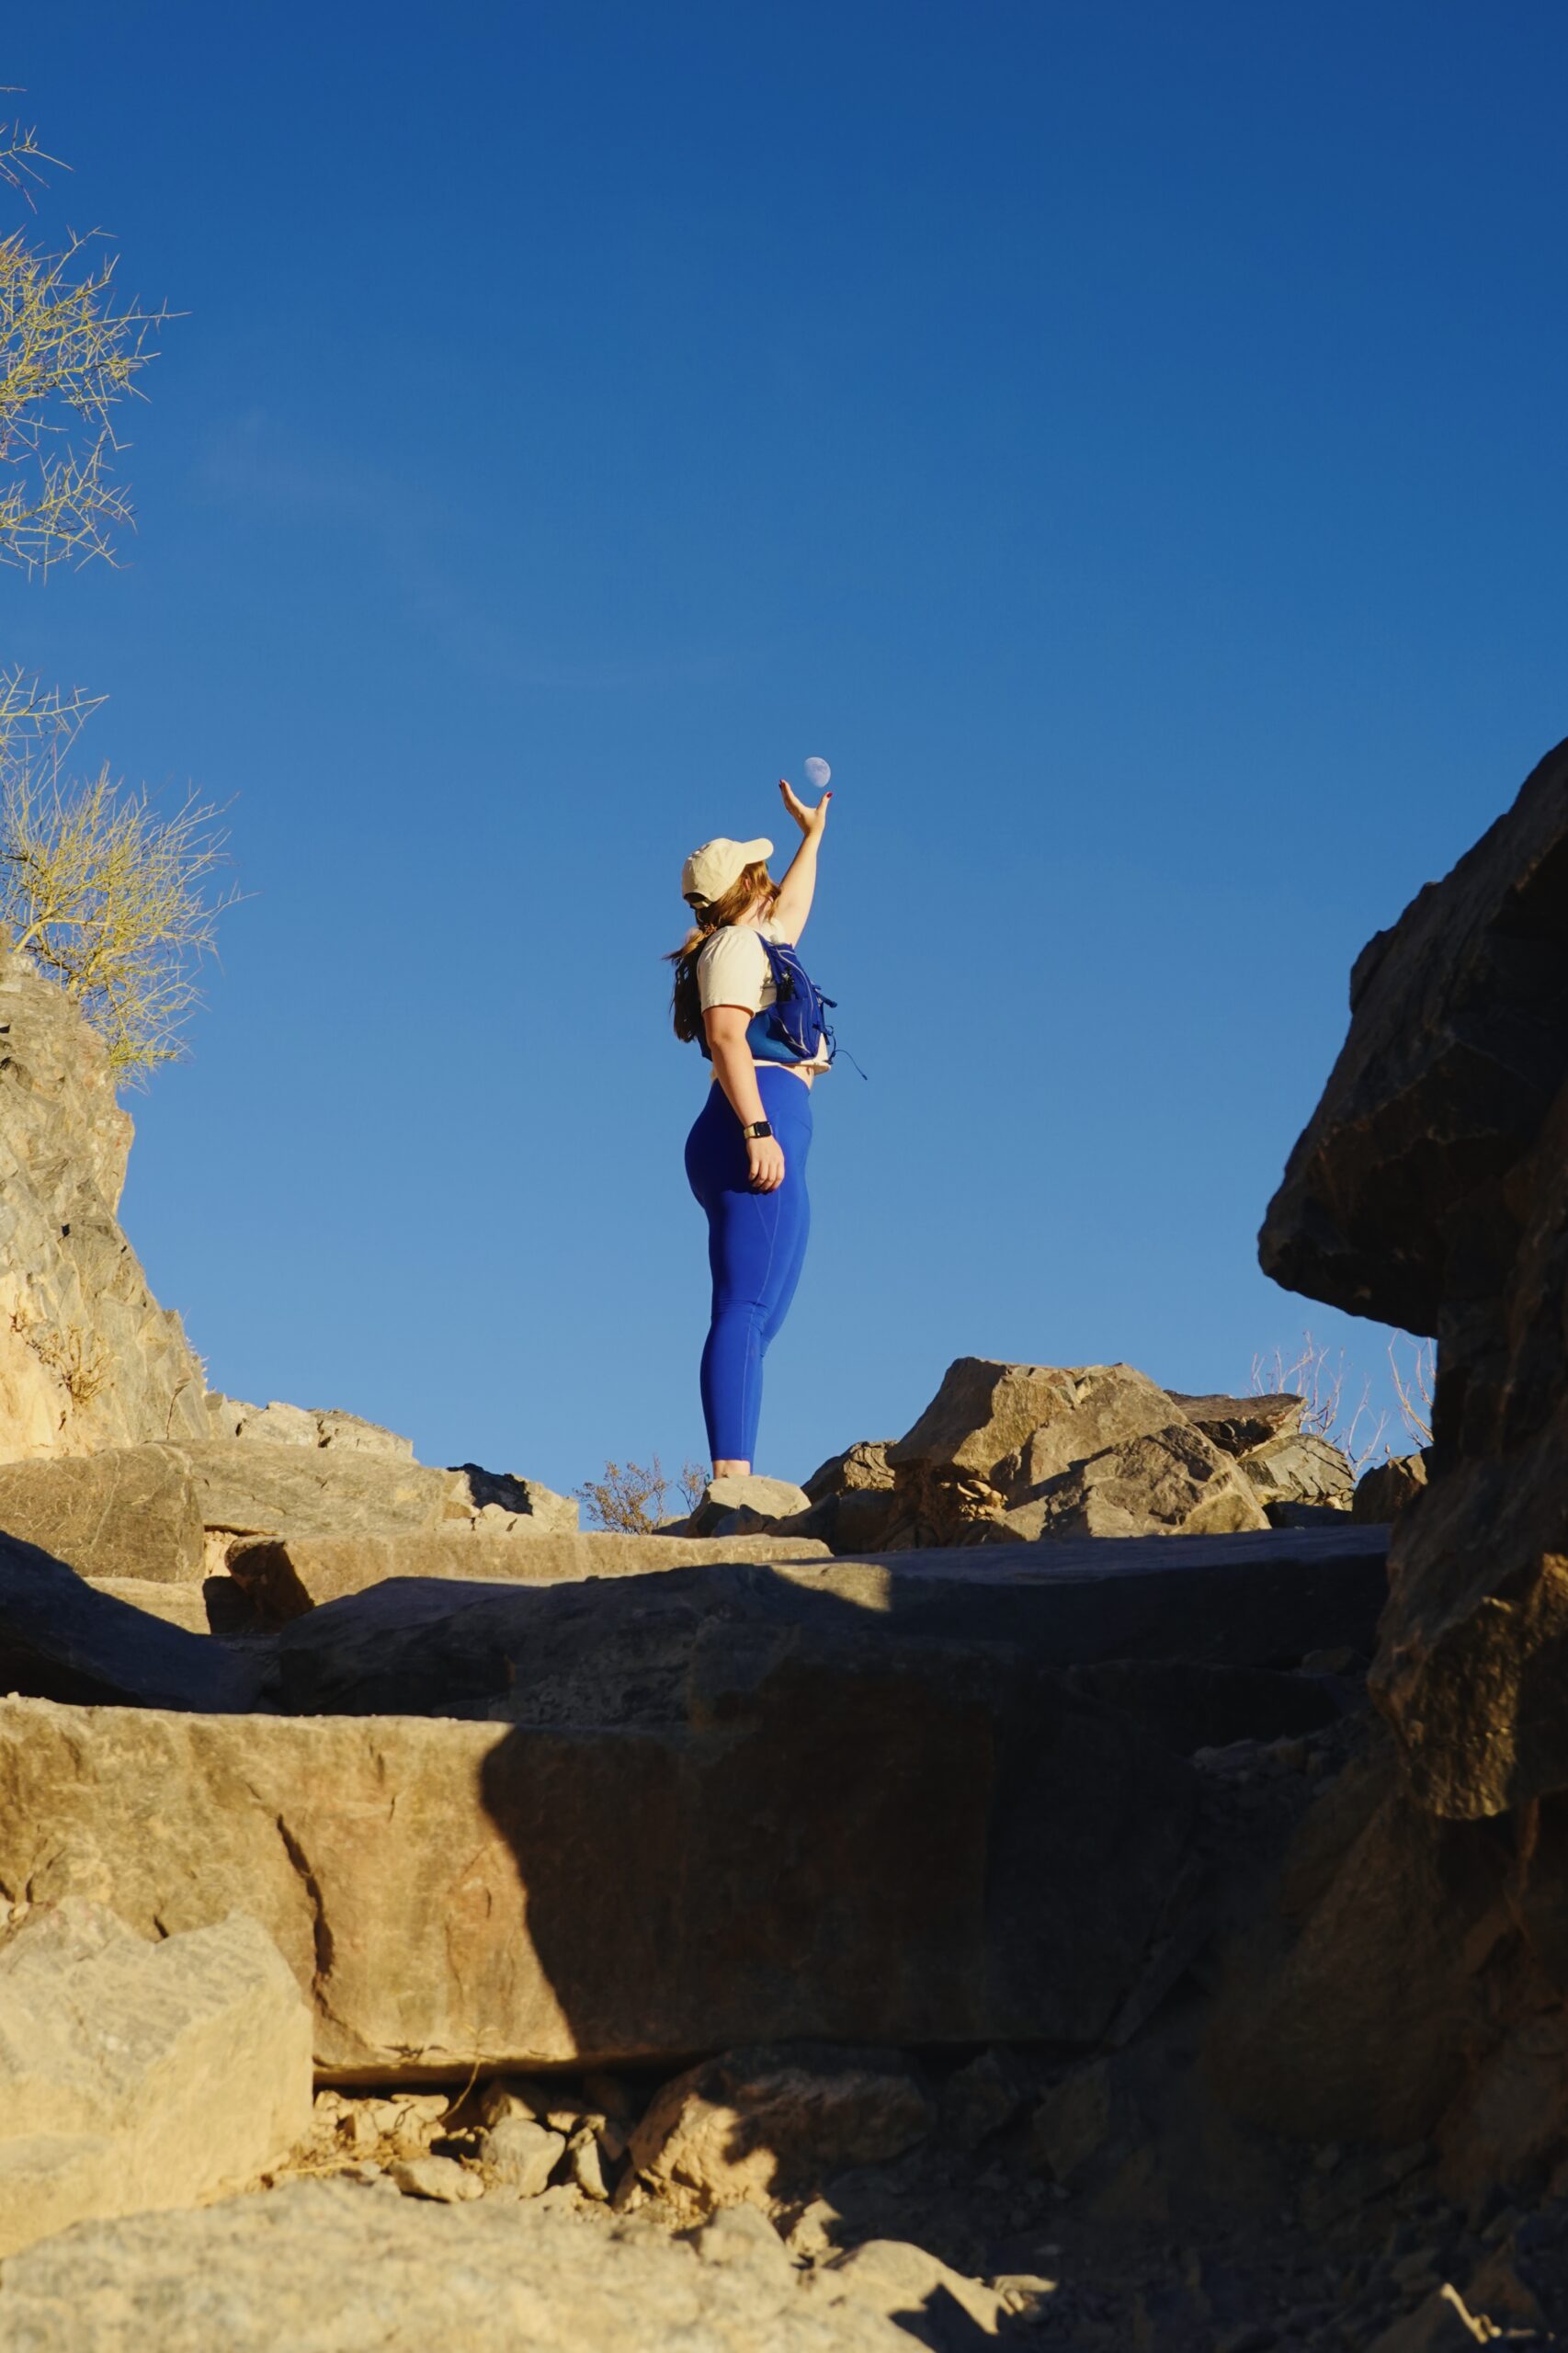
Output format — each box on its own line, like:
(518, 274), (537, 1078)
(6, 2), (1563, 1495)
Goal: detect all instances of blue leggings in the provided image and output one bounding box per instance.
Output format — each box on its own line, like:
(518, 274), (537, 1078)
(685, 1066), (813, 1465)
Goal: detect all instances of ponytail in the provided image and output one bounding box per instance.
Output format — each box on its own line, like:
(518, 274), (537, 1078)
(665, 862), (777, 1042)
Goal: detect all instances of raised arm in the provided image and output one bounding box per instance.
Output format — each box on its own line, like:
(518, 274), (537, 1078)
(768, 777), (832, 942)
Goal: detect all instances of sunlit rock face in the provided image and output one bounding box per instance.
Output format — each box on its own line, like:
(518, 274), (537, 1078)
(0, 938), (208, 1461)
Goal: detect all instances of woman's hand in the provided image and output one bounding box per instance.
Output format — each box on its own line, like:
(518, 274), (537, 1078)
(747, 1133), (786, 1193)
(778, 776), (831, 838)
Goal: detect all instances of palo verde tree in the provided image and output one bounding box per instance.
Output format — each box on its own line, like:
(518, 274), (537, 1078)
(0, 94), (235, 1084)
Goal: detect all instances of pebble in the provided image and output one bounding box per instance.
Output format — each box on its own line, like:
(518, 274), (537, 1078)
(389, 2155), (483, 2204)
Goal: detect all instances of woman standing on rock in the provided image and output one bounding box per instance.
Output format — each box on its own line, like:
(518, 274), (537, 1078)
(668, 778), (837, 1479)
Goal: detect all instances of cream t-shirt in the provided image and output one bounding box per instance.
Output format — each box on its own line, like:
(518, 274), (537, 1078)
(696, 921), (830, 1073)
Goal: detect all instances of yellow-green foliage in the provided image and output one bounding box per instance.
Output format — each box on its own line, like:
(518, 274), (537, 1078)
(0, 112), (170, 573)
(0, 723), (239, 1080)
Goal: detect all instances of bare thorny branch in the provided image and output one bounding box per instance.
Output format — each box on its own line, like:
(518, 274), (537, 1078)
(0, 104), (175, 572)
(1251, 1332), (1390, 1474)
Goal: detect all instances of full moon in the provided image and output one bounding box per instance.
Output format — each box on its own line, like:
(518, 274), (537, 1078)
(803, 756), (831, 789)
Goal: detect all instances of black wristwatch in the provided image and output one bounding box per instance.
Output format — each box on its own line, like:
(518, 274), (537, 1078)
(741, 1120), (773, 1141)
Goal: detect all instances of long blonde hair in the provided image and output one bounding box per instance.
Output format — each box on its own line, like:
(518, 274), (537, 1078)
(665, 861), (777, 1042)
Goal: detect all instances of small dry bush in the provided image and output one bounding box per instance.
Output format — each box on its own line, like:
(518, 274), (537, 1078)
(1250, 1327), (1436, 1472)
(575, 1455), (709, 1534)
(10, 1305), (110, 1404)
(0, 689), (240, 1080)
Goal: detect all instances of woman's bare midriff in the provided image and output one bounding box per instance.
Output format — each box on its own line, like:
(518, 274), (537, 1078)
(709, 1063), (819, 1088)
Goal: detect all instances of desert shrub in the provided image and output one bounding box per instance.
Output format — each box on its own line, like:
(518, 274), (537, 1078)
(575, 1455), (709, 1533)
(0, 713), (239, 1079)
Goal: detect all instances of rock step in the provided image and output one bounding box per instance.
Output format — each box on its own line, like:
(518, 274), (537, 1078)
(229, 1529), (834, 1620)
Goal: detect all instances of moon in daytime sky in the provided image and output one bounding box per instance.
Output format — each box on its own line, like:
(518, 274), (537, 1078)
(803, 756), (831, 789)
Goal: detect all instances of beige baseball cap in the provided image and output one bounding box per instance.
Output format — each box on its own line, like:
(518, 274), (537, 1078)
(680, 835), (774, 904)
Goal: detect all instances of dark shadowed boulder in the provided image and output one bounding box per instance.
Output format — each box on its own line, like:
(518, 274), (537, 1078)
(0, 1528), (263, 1712)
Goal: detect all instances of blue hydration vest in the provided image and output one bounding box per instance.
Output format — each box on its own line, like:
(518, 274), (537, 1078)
(699, 932), (840, 1070)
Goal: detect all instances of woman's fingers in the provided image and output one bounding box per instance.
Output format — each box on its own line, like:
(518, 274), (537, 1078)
(749, 1143), (785, 1191)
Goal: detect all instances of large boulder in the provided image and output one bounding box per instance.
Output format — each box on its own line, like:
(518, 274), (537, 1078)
(0, 2176), (915, 2352)
(1006, 1420), (1269, 1540)
(0, 942), (209, 1461)
(0, 1575), (1200, 2072)
(0, 1897), (312, 2256)
(881, 1358), (1269, 1544)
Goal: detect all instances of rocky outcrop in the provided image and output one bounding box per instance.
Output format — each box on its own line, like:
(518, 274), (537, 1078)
(868, 1361), (1378, 1547)
(0, 1439), (580, 1585)
(1260, 737), (1568, 1819)
(0, 941), (208, 1461)
(203, 1394), (415, 1455)
(1006, 1419), (1271, 1540)
(1215, 737), (1568, 2187)
(0, 1897), (312, 2256)
(0, 2176), (919, 2352)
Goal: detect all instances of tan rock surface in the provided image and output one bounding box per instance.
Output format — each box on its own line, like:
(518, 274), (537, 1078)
(0, 1445), (204, 1581)
(0, 1639), (1196, 2075)
(0, 2175), (914, 2351)
(1238, 1430), (1354, 1512)
(204, 1395), (415, 1457)
(686, 1472), (813, 1535)
(1012, 1421), (1270, 1540)
(881, 1358), (1245, 1545)
(0, 1897), (312, 2256)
